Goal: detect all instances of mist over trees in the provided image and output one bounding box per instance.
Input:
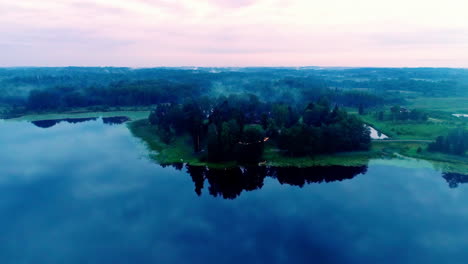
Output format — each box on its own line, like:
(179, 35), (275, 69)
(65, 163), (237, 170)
(3, 67), (468, 115)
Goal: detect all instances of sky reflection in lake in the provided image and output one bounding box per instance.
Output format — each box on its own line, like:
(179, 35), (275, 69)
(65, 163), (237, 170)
(0, 119), (468, 264)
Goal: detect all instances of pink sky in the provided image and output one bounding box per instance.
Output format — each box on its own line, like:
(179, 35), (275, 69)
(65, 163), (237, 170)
(1, 0), (468, 67)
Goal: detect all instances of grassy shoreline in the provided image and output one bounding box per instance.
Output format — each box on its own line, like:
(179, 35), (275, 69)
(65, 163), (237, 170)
(128, 119), (468, 174)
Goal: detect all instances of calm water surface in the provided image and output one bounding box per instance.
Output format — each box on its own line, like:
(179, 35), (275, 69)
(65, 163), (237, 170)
(0, 119), (467, 264)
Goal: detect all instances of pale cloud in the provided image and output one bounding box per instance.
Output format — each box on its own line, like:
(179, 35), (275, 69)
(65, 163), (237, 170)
(0, 0), (467, 67)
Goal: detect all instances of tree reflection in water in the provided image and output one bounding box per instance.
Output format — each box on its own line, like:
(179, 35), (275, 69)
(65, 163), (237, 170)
(182, 164), (368, 199)
(272, 166), (367, 187)
(31, 116), (130, 128)
(443, 172), (468, 188)
(32, 117), (97, 128)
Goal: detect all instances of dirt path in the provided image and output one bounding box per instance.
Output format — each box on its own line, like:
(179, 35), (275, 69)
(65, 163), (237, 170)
(373, 139), (433, 143)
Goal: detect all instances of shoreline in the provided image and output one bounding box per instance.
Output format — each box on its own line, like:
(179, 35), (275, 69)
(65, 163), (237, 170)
(128, 119), (468, 174)
(3, 111), (466, 174)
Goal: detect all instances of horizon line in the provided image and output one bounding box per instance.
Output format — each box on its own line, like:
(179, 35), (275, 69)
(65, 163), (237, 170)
(1, 65), (468, 70)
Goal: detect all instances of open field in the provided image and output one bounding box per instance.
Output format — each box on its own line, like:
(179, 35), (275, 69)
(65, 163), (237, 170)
(357, 95), (467, 140)
(407, 97), (468, 113)
(359, 114), (461, 140)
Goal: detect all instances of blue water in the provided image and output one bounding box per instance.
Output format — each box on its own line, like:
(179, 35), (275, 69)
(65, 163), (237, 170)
(0, 119), (467, 264)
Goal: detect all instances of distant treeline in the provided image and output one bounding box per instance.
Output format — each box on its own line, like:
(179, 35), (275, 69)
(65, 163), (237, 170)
(5, 67), (467, 111)
(26, 80), (205, 110)
(429, 128), (468, 156)
(23, 79), (388, 112)
(327, 79), (460, 96)
(148, 94), (371, 163)
(321, 67), (468, 96)
(2, 67), (467, 117)
(374, 106), (429, 122)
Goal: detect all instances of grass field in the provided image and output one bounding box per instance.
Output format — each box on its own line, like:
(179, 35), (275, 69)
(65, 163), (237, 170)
(354, 96), (467, 173)
(357, 94), (467, 140)
(408, 97), (468, 113)
(359, 114), (461, 140)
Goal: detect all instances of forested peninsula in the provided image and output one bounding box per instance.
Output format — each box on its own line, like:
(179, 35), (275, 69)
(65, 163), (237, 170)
(131, 94), (371, 166)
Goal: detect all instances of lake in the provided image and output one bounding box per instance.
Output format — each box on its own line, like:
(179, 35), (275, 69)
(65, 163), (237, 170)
(1, 118), (468, 264)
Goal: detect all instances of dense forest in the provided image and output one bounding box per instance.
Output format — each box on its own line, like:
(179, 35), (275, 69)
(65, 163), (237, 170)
(3, 67), (468, 117)
(148, 94), (371, 163)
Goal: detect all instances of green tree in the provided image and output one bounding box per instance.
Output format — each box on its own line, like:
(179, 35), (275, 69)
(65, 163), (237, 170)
(272, 104), (289, 128)
(220, 119), (241, 159)
(182, 101), (205, 152)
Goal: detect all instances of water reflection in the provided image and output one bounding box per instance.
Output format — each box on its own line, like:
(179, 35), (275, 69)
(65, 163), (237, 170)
(31, 116), (129, 128)
(2, 119), (468, 263)
(102, 116), (130, 125)
(443, 172), (468, 188)
(185, 164), (367, 199)
(272, 166), (367, 186)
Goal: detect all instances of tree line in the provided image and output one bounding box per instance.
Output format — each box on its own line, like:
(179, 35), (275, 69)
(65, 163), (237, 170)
(374, 106), (428, 122)
(23, 78), (391, 113)
(26, 80), (205, 110)
(3, 67), (468, 113)
(428, 128), (468, 156)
